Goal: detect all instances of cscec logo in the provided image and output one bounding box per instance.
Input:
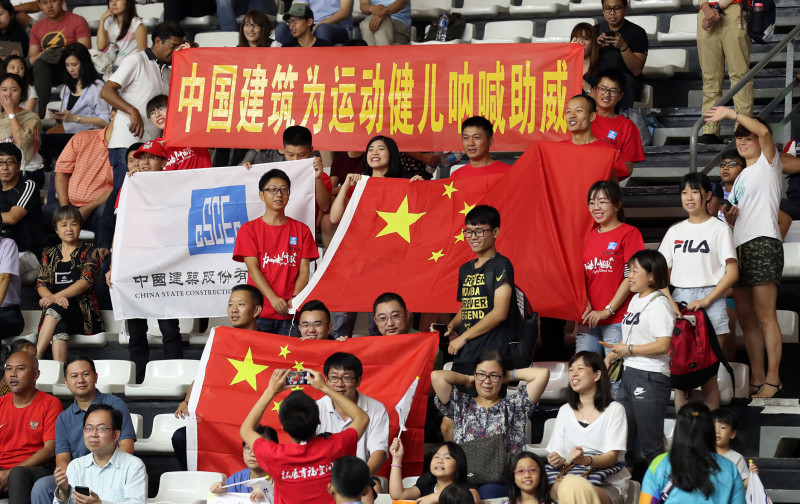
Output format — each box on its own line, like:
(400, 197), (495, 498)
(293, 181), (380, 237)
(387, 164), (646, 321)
(188, 185), (248, 256)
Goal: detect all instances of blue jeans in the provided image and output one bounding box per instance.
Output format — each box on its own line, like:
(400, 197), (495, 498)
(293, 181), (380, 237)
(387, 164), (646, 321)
(576, 323), (623, 396)
(216, 0), (276, 31)
(478, 483), (508, 499)
(275, 22), (351, 45)
(30, 474), (56, 504)
(257, 317), (292, 335)
(109, 147), (129, 190)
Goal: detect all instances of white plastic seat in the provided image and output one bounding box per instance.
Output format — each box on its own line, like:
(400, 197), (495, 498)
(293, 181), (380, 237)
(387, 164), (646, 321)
(410, 0), (451, 20)
(131, 413), (144, 439)
(36, 360), (64, 394)
(731, 362), (750, 399)
(73, 5), (107, 32)
(193, 31), (240, 47)
(118, 318), (197, 347)
(626, 481), (641, 504)
(627, 15), (658, 40)
(524, 417), (555, 457)
(510, 0), (569, 16)
(187, 316), (230, 347)
(147, 470), (225, 503)
(532, 18), (596, 43)
(629, 0), (681, 11)
(452, 0), (509, 18)
(52, 360), (136, 397)
(663, 418), (676, 450)
(124, 359), (198, 400)
(537, 362), (569, 404)
(568, 0), (602, 14)
(138, 3), (165, 29)
(181, 15), (218, 30)
(351, 0), (366, 22)
(135, 414), (186, 454)
(473, 20), (534, 44)
(634, 83), (654, 109)
(41, 100), (61, 130)
(657, 13), (697, 43)
(669, 364), (735, 406)
(642, 48), (688, 78)
(411, 23), (475, 44)
(2, 309), (38, 345)
(783, 242), (800, 278)
(402, 476), (419, 487)
(735, 309), (799, 344)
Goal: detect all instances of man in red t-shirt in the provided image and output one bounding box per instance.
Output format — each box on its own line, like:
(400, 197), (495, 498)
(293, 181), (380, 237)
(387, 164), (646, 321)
(241, 368), (369, 504)
(590, 68), (645, 179)
(560, 94), (628, 181)
(0, 351), (62, 504)
(450, 116), (509, 180)
(233, 168), (319, 335)
(145, 95), (213, 171)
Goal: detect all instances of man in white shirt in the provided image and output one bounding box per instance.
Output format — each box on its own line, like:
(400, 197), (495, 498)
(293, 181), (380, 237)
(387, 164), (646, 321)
(317, 352), (388, 490)
(53, 404), (146, 504)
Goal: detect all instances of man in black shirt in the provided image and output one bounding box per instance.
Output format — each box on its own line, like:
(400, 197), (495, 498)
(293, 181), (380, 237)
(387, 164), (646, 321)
(594, 0), (648, 109)
(282, 4), (333, 48)
(0, 142), (42, 278)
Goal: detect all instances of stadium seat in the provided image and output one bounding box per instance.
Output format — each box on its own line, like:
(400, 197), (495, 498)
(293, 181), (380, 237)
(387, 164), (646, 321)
(41, 101), (61, 130)
(181, 15), (218, 31)
(642, 48), (688, 78)
(135, 414), (186, 454)
(629, 0), (681, 11)
(568, 0), (602, 15)
(509, 0), (570, 16)
(669, 364), (735, 405)
(118, 318), (197, 347)
(351, 0), (366, 22)
(657, 13), (696, 43)
(52, 360), (136, 397)
(785, 221), (800, 243)
(664, 418), (675, 450)
(782, 242), (800, 278)
(410, 0), (451, 20)
(124, 359), (198, 400)
(524, 417), (555, 457)
(188, 316), (230, 347)
(402, 476), (419, 487)
(452, 0), (510, 18)
(73, 6), (106, 32)
(626, 481), (641, 504)
(537, 361), (569, 404)
(2, 310), (38, 345)
(138, 3), (165, 30)
(411, 23), (475, 44)
(735, 310), (799, 344)
(473, 20), (534, 44)
(131, 413), (144, 439)
(37, 360), (64, 394)
(194, 31), (240, 47)
(147, 470), (225, 503)
(531, 18), (596, 43)
(627, 15), (658, 40)
(634, 84), (653, 109)
(731, 362), (750, 399)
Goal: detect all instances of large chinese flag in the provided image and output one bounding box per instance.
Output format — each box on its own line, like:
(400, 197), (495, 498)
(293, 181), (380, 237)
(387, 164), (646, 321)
(187, 328), (438, 477)
(293, 141), (615, 320)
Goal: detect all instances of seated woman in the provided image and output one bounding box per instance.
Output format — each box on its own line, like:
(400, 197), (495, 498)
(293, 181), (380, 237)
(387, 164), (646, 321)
(0, 0), (29, 56)
(570, 22), (599, 93)
(52, 43), (110, 133)
(640, 403), (745, 503)
(545, 351), (629, 504)
(35, 205), (103, 362)
(0, 73), (42, 183)
(2, 54), (37, 113)
(389, 438), (480, 504)
(238, 10), (279, 47)
(503, 452), (551, 504)
(96, 0), (147, 70)
(431, 350), (550, 499)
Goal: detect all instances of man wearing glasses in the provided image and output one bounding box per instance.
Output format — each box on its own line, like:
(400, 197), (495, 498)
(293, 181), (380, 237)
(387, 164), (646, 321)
(280, 4), (333, 48)
(594, 0), (648, 109)
(0, 142), (43, 266)
(297, 299), (335, 340)
(317, 352), (388, 492)
(233, 169), (319, 335)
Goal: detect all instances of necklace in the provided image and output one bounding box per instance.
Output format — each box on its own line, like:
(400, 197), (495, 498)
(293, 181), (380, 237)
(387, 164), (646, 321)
(577, 406), (598, 424)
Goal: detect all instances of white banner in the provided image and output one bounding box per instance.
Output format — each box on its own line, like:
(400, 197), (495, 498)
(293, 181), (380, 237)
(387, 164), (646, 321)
(109, 160), (315, 320)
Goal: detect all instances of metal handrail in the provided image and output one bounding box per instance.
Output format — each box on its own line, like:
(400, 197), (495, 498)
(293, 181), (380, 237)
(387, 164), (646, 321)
(689, 22), (800, 172)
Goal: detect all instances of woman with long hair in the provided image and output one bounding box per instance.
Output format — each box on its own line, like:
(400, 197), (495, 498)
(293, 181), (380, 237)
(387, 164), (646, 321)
(97, 0), (147, 68)
(570, 22), (599, 93)
(504, 452), (551, 504)
(0, 0), (28, 55)
(238, 10), (276, 47)
(52, 43), (110, 133)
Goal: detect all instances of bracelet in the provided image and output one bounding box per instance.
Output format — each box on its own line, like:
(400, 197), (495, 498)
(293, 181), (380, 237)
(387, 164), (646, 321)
(733, 111), (739, 122)
(620, 45), (629, 53)
(628, 344), (634, 357)
(586, 455), (593, 467)
(512, 368), (516, 381)
(391, 464), (402, 468)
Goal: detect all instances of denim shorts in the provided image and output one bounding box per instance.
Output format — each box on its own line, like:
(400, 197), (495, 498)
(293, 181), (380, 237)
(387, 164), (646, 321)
(672, 286), (730, 336)
(575, 323), (623, 356)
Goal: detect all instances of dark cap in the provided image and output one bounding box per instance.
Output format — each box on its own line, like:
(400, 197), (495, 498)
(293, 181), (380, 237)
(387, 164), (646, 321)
(283, 3), (313, 21)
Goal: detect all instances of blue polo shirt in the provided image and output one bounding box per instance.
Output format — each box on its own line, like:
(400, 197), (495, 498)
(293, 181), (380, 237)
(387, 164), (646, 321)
(55, 392), (137, 458)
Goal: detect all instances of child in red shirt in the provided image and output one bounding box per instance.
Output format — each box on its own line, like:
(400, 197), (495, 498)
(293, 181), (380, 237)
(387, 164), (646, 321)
(145, 94), (212, 171)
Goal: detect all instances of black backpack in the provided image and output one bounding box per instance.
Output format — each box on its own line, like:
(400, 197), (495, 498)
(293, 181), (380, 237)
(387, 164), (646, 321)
(423, 12), (467, 42)
(744, 0), (776, 44)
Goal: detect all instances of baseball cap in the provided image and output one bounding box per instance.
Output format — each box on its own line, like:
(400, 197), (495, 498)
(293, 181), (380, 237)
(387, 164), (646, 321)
(283, 3), (313, 21)
(133, 140), (167, 159)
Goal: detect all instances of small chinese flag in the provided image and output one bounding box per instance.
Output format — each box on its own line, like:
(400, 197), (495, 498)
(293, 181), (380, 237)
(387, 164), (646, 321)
(187, 327), (438, 478)
(294, 141), (615, 320)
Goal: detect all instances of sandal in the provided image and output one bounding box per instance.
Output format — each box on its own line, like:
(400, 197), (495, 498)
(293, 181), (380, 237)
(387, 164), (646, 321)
(749, 383), (764, 396)
(753, 382), (783, 398)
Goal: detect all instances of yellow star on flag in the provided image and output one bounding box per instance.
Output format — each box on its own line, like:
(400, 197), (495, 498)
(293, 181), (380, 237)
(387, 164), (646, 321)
(272, 400), (282, 412)
(442, 182), (458, 199)
(293, 360), (305, 371)
(278, 345), (291, 359)
(291, 385), (303, 391)
(375, 196), (426, 243)
(458, 201), (476, 215)
(428, 250), (445, 262)
(454, 232), (465, 244)
(228, 348), (268, 391)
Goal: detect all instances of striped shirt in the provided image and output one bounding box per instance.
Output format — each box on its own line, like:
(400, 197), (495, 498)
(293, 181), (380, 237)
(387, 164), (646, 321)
(55, 128), (113, 207)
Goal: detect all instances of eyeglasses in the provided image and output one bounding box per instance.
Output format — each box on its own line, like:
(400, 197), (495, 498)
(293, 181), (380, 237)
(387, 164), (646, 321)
(148, 106), (166, 117)
(603, 5), (624, 12)
(287, 17), (306, 25)
(514, 468), (539, 475)
(475, 372), (503, 383)
(718, 161), (742, 168)
(327, 375), (356, 384)
(595, 86), (621, 97)
(83, 425), (111, 433)
(243, 445), (254, 453)
(587, 200), (612, 208)
(299, 321), (329, 330)
(0, 160), (17, 167)
(262, 187), (290, 195)
(462, 228), (493, 238)
(375, 312), (403, 324)
(243, 22), (259, 28)
(166, 40), (182, 49)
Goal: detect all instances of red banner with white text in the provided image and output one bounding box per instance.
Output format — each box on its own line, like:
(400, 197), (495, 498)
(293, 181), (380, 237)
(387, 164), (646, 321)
(164, 44), (583, 151)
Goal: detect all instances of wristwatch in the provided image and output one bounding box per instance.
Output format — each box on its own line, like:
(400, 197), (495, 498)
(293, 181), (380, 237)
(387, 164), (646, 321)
(605, 304), (615, 315)
(8, 113), (15, 120)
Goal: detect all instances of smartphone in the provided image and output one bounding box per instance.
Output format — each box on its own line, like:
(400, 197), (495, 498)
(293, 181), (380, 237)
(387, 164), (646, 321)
(74, 487), (90, 496)
(285, 370), (308, 386)
(599, 340), (615, 348)
(432, 323), (449, 336)
(721, 199), (732, 208)
(605, 30), (615, 37)
(48, 108), (60, 114)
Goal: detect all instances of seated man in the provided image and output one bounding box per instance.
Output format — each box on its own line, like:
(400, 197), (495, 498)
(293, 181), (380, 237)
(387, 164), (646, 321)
(449, 116), (508, 179)
(275, 1), (352, 46)
(278, 4), (333, 48)
(0, 224), (23, 336)
(53, 404), (146, 503)
(593, 0), (647, 108)
(591, 68), (645, 179)
(0, 351), (62, 504)
(298, 299), (334, 340)
(373, 292), (417, 336)
(561, 94), (627, 181)
(30, 356), (136, 504)
(318, 353), (389, 491)
(359, 0), (411, 46)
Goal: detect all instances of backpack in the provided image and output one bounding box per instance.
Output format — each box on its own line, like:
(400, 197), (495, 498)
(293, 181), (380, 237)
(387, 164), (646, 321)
(744, 0), (776, 44)
(669, 303), (734, 391)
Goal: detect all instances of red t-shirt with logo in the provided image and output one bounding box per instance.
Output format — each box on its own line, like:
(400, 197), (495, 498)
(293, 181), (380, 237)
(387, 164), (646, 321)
(232, 216), (318, 320)
(155, 137), (213, 171)
(253, 429), (357, 504)
(0, 391), (62, 468)
(591, 115), (645, 168)
(30, 12), (90, 52)
(559, 138), (630, 180)
(449, 160), (510, 179)
(583, 223), (644, 325)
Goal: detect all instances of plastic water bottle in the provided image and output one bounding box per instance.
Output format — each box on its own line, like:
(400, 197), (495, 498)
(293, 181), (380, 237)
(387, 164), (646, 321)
(436, 12), (448, 42)
(439, 151), (462, 169)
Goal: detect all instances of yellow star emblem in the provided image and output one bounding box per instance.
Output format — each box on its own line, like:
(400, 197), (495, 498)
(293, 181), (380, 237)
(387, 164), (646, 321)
(278, 345), (291, 359)
(291, 385), (303, 391)
(293, 360), (305, 371)
(228, 348), (268, 391)
(272, 400), (282, 412)
(454, 232), (465, 244)
(428, 250), (445, 262)
(458, 201), (476, 215)
(375, 196), (426, 243)
(442, 182), (458, 199)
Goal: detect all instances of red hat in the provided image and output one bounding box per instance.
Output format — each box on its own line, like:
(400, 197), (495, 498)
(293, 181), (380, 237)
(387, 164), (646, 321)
(133, 140), (167, 159)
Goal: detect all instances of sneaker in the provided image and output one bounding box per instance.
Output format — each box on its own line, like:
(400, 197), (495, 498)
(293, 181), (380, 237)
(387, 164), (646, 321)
(698, 133), (723, 145)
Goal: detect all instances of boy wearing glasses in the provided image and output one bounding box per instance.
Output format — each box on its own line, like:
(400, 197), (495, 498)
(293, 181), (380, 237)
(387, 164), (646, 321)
(145, 94), (212, 171)
(591, 68), (645, 180)
(594, 0), (647, 109)
(442, 205), (517, 375)
(233, 168), (319, 335)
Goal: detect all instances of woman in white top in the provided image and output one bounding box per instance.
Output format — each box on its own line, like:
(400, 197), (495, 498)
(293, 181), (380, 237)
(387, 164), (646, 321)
(605, 249), (674, 467)
(97, 0), (147, 69)
(705, 106), (784, 398)
(546, 351), (628, 504)
(658, 172), (739, 411)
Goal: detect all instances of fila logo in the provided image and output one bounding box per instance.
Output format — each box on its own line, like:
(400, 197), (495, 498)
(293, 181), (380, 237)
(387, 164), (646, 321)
(29, 421), (39, 430)
(622, 312), (640, 326)
(673, 239), (710, 254)
(633, 387), (645, 396)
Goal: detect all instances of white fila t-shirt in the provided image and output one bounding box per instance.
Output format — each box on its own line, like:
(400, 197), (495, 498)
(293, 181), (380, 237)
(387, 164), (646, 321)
(658, 217), (737, 288)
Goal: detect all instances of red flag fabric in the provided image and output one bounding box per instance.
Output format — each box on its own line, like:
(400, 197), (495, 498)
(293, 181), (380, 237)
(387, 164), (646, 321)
(294, 141), (615, 320)
(187, 327), (438, 478)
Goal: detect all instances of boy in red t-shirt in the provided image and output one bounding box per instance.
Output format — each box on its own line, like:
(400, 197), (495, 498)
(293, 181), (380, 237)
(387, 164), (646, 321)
(145, 95), (213, 171)
(232, 169), (319, 335)
(240, 368), (368, 504)
(450, 116), (509, 180)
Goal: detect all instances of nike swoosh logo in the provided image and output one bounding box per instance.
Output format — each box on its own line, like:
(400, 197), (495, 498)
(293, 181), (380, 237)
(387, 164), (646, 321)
(496, 273), (504, 282)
